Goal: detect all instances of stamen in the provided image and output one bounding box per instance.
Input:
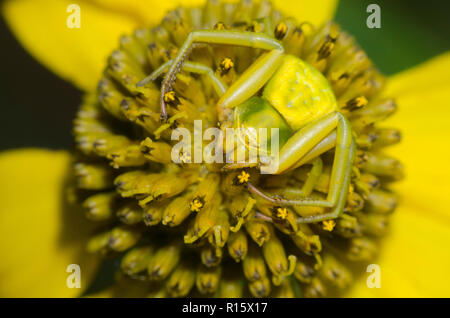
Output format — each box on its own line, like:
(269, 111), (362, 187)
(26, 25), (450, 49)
(247, 21), (262, 33)
(219, 57), (234, 75)
(214, 22), (227, 30)
(164, 91), (179, 106)
(236, 170), (250, 185)
(322, 220), (336, 231)
(190, 197), (204, 212)
(317, 34), (337, 60)
(180, 151), (191, 164)
(274, 22), (288, 40)
(345, 95), (368, 110)
(274, 207), (288, 220)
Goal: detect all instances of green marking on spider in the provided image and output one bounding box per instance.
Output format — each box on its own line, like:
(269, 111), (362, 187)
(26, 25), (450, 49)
(139, 29), (356, 224)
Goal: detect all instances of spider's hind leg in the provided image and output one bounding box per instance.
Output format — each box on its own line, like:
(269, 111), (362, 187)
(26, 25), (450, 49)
(250, 112), (356, 223)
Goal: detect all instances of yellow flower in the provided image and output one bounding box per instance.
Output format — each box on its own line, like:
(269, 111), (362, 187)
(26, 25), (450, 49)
(1, 0), (449, 297)
(0, 149), (99, 297)
(347, 53), (450, 297)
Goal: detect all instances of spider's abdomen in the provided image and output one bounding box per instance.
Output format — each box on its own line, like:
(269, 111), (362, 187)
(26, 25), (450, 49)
(263, 55), (338, 130)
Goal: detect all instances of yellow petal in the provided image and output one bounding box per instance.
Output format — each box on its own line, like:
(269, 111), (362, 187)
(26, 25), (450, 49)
(0, 149), (99, 297)
(275, 0), (337, 26)
(383, 52), (450, 97)
(347, 206), (450, 297)
(384, 53), (450, 225)
(2, 0), (337, 91)
(91, 0), (338, 27)
(348, 53), (450, 297)
(89, 0), (205, 25)
(2, 0), (137, 91)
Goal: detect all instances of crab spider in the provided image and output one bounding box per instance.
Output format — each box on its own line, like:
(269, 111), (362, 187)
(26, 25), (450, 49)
(139, 29), (356, 224)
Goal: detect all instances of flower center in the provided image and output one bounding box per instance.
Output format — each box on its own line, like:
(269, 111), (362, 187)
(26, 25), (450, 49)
(72, 0), (403, 298)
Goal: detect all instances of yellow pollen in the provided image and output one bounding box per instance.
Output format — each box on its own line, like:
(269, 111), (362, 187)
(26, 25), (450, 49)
(220, 58), (234, 71)
(276, 207), (288, 220)
(214, 22), (226, 30)
(164, 91), (176, 103)
(275, 22), (287, 39)
(237, 171), (250, 184)
(318, 41), (335, 59)
(349, 184), (354, 195)
(356, 96), (368, 106)
(250, 21), (262, 33)
(329, 25), (339, 40)
(348, 96), (368, 108)
(190, 199), (203, 212)
(322, 220), (336, 231)
(180, 152), (191, 163)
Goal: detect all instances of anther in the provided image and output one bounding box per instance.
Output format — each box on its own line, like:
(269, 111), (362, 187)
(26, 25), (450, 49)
(219, 58), (234, 75)
(274, 22), (288, 40)
(180, 151), (191, 164)
(190, 197), (205, 212)
(317, 35), (337, 60)
(246, 21), (262, 33)
(346, 96), (368, 110)
(273, 207), (288, 220)
(164, 91), (179, 106)
(322, 220), (336, 231)
(214, 22), (227, 30)
(234, 170), (250, 185)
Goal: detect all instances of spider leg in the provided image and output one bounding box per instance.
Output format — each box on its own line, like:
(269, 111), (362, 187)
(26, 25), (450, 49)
(160, 30), (284, 121)
(300, 156), (323, 197)
(249, 112), (356, 222)
(288, 131), (336, 172)
(217, 49), (283, 111)
(262, 16), (275, 37)
(137, 60), (228, 97)
(250, 156), (323, 202)
(296, 140), (355, 223)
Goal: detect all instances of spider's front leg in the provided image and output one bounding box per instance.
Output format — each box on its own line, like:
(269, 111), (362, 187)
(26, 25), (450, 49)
(137, 59), (228, 97)
(159, 30), (284, 121)
(248, 112), (356, 223)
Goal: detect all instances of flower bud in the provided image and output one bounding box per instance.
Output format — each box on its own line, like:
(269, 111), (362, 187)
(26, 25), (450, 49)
(117, 201), (143, 225)
(227, 230), (248, 263)
(196, 265), (222, 295)
(108, 226), (142, 252)
(121, 246), (154, 276)
(83, 192), (116, 221)
(74, 162), (114, 190)
(243, 244), (268, 282)
(166, 261), (196, 297)
(148, 241), (182, 280)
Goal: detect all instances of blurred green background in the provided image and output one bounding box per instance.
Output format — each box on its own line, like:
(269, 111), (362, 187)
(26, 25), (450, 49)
(0, 0), (449, 151)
